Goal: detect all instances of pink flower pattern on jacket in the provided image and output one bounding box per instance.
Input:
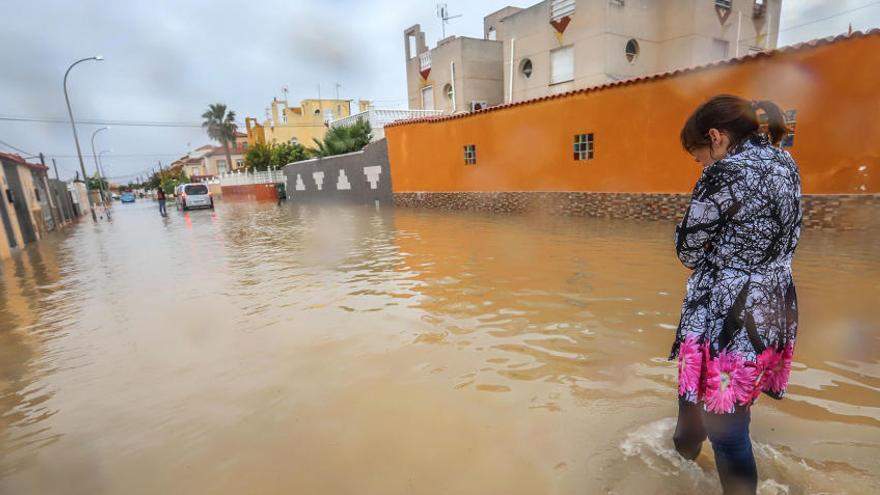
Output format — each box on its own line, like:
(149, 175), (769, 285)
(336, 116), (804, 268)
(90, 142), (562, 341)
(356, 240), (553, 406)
(761, 344), (794, 394)
(677, 335), (703, 397)
(703, 350), (758, 414)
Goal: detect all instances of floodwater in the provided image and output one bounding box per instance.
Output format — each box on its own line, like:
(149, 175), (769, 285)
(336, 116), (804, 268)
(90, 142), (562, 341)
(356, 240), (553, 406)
(0, 200), (878, 495)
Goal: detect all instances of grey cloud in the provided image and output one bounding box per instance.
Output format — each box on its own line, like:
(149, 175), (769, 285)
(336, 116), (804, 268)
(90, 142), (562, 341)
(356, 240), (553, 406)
(1, 0), (877, 181)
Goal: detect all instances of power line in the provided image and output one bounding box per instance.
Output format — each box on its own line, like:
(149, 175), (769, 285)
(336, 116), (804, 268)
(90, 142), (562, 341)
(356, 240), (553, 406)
(781, 0), (880, 33)
(741, 0), (880, 44)
(0, 114), (245, 128)
(0, 138), (36, 157)
(46, 152), (184, 158)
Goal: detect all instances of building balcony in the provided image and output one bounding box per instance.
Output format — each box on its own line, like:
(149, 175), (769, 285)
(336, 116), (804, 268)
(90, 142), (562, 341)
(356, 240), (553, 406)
(419, 51), (432, 71)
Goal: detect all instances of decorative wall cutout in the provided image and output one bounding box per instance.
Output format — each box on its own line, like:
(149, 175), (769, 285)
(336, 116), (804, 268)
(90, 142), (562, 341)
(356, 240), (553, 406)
(550, 16), (571, 44)
(363, 166), (382, 190)
(313, 171), (325, 191)
(336, 170), (351, 190)
(295, 174), (306, 191)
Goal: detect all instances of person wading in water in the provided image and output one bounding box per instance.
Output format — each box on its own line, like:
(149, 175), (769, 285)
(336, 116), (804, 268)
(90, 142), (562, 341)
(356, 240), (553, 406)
(156, 187), (167, 217)
(670, 94), (801, 494)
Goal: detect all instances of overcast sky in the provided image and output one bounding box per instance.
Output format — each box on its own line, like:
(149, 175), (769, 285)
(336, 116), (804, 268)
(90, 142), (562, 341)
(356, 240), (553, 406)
(1, 0), (878, 182)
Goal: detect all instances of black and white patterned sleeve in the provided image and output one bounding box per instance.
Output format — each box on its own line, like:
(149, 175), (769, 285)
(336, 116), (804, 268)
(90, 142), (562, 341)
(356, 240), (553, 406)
(675, 162), (741, 269)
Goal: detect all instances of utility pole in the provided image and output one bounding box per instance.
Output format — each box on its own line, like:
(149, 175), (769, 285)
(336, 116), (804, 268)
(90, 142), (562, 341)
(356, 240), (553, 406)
(39, 153), (62, 230)
(52, 158), (60, 180)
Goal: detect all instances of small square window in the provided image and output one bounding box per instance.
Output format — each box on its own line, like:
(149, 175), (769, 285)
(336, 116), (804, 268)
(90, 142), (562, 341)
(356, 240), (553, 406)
(573, 133), (594, 160)
(464, 144), (476, 165)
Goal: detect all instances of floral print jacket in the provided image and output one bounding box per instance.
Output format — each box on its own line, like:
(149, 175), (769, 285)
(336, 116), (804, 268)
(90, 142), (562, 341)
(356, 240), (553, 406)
(671, 134), (802, 414)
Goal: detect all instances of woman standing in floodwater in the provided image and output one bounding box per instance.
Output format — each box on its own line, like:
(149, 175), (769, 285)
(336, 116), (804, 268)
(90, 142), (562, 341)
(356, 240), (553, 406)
(670, 94), (802, 494)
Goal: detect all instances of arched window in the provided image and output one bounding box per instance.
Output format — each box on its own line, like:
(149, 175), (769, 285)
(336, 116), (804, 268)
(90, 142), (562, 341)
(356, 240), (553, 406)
(520, 58), (533, 79)
(625, 39), (639, 63)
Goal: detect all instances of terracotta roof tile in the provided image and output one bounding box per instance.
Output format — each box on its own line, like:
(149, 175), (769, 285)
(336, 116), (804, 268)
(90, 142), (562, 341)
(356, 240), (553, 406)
(0, 151), (48, 170)
(386, 28), (880, 129)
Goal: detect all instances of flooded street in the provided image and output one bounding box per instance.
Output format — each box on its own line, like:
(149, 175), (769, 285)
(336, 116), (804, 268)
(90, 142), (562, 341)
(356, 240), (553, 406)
(0, 200), (878, 494)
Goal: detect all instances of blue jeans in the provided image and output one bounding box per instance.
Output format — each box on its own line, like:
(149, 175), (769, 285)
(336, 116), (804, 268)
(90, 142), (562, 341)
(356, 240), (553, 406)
(673, 399), (758, 495)
(158, 199), (166, 216)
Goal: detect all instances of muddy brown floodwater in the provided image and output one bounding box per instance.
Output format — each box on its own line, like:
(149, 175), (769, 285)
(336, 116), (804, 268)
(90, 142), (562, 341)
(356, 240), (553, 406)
(0, 200), (878, 494)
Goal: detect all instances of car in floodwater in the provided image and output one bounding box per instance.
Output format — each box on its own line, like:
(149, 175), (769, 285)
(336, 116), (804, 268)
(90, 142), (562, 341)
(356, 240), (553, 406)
(121, 192), (135, 203)
(175, 183), (213, 211)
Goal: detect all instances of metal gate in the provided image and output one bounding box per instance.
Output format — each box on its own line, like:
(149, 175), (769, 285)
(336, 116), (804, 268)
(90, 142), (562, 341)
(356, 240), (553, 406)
(0, 171), (17, 248)
(2, 162), (37, 244)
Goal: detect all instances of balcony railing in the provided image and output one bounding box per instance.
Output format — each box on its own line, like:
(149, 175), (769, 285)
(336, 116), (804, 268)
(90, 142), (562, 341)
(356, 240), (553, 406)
(330, 108), (443, 140)
(418, 51), (432, 71)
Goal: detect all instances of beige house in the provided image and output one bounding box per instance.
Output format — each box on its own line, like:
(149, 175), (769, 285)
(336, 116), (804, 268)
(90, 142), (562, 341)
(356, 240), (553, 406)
(404, 25), (504, 113)
(1, 152), (49, 257)
(173, 132), (248, 181)
(406, 0), (781, 109)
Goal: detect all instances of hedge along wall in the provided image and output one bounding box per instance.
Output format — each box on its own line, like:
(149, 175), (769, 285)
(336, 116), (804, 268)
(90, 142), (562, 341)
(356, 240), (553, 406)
(385, 31), (880, 196)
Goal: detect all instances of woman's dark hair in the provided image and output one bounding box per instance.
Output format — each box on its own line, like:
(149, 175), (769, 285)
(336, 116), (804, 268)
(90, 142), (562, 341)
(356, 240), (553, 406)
(680, 94), (788, 152)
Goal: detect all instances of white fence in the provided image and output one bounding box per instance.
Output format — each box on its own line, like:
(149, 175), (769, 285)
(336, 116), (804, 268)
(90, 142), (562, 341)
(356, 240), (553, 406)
(213, 169), (286, 187)
(330, 108), (443, 140)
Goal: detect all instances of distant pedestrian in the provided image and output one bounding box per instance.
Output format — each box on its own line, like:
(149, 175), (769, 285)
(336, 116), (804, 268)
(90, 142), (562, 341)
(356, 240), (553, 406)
(157, 187), (167, 216)
(671, 95), (801, 494)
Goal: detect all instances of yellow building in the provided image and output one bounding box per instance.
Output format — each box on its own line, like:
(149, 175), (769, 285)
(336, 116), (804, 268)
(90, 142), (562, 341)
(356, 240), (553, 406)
(245, 98), (372, 149)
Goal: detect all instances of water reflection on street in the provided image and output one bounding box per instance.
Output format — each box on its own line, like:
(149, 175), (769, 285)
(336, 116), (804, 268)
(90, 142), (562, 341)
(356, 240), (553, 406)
(0, 200), (878, 494)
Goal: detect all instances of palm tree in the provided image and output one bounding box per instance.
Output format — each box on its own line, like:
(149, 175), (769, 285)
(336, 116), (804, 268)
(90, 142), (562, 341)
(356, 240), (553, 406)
(201, 103), (238, 172)
(312, 118), (372, 158)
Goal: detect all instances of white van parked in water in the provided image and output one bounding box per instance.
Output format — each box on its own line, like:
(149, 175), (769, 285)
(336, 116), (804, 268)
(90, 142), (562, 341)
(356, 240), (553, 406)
(175, 183), (214, 211)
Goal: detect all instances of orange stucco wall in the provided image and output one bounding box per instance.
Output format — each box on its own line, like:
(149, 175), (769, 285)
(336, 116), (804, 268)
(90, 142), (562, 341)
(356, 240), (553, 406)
(386, 32), (880, 195)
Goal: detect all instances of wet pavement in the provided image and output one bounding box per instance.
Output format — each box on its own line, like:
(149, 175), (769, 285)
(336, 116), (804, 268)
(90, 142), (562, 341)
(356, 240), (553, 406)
(0, 199), (878, 494)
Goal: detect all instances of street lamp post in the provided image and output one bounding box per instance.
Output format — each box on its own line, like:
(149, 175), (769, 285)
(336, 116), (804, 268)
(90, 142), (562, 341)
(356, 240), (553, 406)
(97, 149), (112, 220)
(90, 126), (110, 206)
(63, 55), (104, 222)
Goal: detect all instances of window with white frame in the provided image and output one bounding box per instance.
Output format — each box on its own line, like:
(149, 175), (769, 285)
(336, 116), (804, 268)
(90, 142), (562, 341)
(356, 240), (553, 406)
(191, 167), (200, 177)
(550, 46), (574, 84)
(574, 133), (594, 160)
(217, 160), (227, 174)
(421, 86), (434, 110)
(464, 144), (476, 165)
(236, 159), (244, 169)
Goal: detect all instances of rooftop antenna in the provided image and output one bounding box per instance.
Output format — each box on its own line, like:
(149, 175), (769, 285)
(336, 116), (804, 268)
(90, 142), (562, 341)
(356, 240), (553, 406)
(436, 3), (462, 40)
(281, 85), (289, 102)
